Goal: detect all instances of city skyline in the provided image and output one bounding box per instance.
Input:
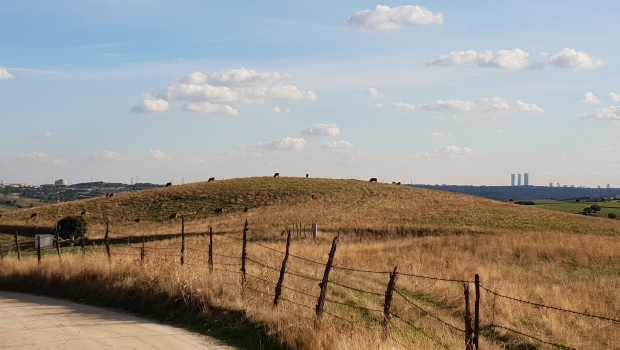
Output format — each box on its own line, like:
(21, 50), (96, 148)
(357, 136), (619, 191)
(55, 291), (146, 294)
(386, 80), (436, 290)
(2, 1), (620, 186)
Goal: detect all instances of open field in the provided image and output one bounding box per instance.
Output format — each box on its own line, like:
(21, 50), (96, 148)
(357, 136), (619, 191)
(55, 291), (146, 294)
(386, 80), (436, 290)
(1, 177), (619, 349)
(533, 199), (620, 217)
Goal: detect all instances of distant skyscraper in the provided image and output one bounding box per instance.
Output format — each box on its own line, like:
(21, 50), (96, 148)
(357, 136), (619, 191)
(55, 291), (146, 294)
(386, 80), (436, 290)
(607, 183), (611, 189)
(549, 182), (553, 187)
(511, 174), (516, 186)
(517, 173), (522, 186)
(524, 173), (529, 186)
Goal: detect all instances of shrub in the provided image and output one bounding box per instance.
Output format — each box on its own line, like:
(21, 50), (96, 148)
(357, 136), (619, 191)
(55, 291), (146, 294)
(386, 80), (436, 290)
(590, 204), (602, 212)
(56, 216), (88, 241)
(609, 213), (617, 219)
(582, 207), (593, 215)
(515, 201), (536, 205)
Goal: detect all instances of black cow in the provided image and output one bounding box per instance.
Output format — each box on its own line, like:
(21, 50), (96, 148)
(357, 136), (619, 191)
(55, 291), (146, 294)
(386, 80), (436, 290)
(208, 177), (215, 182)
(369, 178), (377, 183)
(273, 173), (280, 178)
(165, 182), (173, 187)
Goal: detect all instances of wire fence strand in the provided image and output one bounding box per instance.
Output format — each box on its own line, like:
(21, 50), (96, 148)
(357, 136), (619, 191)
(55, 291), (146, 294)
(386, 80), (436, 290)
(394, 289), (465, 334)
(490, 324), (577, 350)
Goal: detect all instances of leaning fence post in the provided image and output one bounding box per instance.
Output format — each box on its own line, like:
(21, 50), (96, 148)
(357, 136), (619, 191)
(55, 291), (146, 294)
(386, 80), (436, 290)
(474, 274), (480, 349)
(316, 235), (339, 319)
(104, 219), (111, 262)
(180, 215), (185, 266)
(240, 219), (248, 285)
(464, 283), (474, 350)
(37, 236), (42, 264)
(14, 232), (21, 260)
(54, 226), (62, 261)
(274, 229), (292, 306)
(382, 266), (398, 341)
(208, 226), (213, 272)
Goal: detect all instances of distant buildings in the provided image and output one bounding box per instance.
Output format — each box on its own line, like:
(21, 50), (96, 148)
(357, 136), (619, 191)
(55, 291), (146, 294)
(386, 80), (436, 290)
(518, 173), (522, 186)
(510, 172), (530, 186)
(54, 179), (68, 187)
(524, 173), (529, 186)
(511, 174), (516, 186)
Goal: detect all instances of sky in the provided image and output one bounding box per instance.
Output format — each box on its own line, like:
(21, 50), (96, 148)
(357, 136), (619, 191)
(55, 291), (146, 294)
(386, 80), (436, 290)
(1, 0), (620, 187)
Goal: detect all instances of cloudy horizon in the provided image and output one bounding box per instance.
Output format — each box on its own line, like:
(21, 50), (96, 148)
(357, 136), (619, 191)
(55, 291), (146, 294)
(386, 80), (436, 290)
(1, 1), (619, 187)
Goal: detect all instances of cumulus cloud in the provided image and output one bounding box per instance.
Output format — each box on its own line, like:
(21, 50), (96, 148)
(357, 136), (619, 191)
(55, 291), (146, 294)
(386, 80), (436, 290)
(134, 67), (316, 114)
(131, 96), (169, 113)
(33, 131), (57, 139)
(581, 91), (600, 104)
(494, 129), (505, 134)
(517, 100), (545, 112)
(431, 132), (451, 138)
(13, 152), (65, 165)
(582, 106), (620, 121)
(548, 48), (604, 70)
(301, 124), (341, 136)
(257, 137), (307, 151)
(323, 140), (355, 149)
(420, 97), (510, 112)
(430, 145), (473, 160)
(375, 103), (384, 108)
(345, 5), (443, 31)
(150, 149), (170, 160)
(0, 66), (14, 79)
(285, 108), (292, 114)
(610, 92), (620, 102)
(369, 87), (386, 99)
(101, 151), (121, 160)
(184, 102), (238, 115)
(427, 49), (531, 70)
(393, 102), (415, 110)
(273, 106), (282, 114)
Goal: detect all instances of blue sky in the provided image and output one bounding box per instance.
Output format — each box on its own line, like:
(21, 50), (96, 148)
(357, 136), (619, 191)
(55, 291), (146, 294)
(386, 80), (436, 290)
(1, 1), (619, 186)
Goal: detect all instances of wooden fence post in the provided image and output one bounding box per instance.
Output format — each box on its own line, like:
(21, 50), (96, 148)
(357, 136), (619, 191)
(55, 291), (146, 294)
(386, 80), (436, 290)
(240, 219), (248, 285)
(474, 274), (480, 350)
(180, 215), (185, 266)
(104, 219), (111, 262)
(81, 234), (86, 254)
(14, 232), (21, 260)
(382, 266), (398, 341)
(0, 244), (4, 260)
(464, 283), (474, 350)
(37, 236), (42, 264)
(54, 226), (62, 261)
(140, 236), (145, 266)
(316, 235), (339, 319)
(208, 226), (213, 272)
(274, 229), (292, 306)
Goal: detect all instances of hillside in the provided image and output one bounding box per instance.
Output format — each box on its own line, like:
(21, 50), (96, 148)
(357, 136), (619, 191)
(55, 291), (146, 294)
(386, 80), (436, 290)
(1, 177), (620, 238)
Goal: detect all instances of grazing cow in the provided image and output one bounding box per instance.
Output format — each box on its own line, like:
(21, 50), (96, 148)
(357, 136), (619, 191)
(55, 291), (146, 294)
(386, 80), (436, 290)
(30, 213), (38, 218)
(369, 178), (378, 183)
(392, 181), (397, 185)
(166, 182), (173, 187)
(108, 193), (115, 198)
(135, 218), (141, 223)
(169, 212), (180, 219)
(397, 182), (401, 185)
(306, 173), (309, 178)
(0, 213), (3, 218)
(273, 173), (280, 178)
(311, 194), (318, 200)
(214, 208), (225, 214)
(208, 177), (215, 182)
(243, 207), (248, 213)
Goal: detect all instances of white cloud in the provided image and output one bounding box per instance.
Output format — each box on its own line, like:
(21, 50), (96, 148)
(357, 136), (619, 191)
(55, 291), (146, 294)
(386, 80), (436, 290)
(494, 129), (505, 134)
(273, 106), (282, 114)
(184, 102), (238, 115)
(13, 152), (65, 165)
(301, 124), (341, 136)
(101, 151), (121, 160)
(224, 149), (263, 158)
(369, 87), (386, 99)
(421, 97), (510, 112)
(609, 92), (620, 102)
(427, 49), (531, 70)
(323, 140), (355, 149)
(0, 66), (15, 79)
(548, 48), (604, 70)
(345, 5), (443, 31)
(582, 106), (620, 121)
(135, 67), (316, 115)
(33, 131), (57, 139)
(393, 102), (415, 110)
(257, 137), (307, 151)
(581, 91), (600, 104)
(285, 108), (292, 114)
(517, 100), (545, 112)
(375, 103), (384, 108)
(429, 145), (473, 160)
(431, 132), (451, 138)
(131, 97), (169, 113)
(150, 149), (170, 160)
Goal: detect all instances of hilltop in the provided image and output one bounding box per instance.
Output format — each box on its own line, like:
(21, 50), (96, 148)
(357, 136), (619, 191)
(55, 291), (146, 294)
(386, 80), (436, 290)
(2, 177), (619, 238)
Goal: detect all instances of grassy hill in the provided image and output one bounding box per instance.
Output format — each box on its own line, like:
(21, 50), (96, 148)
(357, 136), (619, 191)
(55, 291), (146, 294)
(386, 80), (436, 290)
(2, 177), (620, 238)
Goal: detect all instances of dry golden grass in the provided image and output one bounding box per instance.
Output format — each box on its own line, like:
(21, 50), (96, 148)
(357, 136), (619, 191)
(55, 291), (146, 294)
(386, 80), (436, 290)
(1, 177), (619, 349)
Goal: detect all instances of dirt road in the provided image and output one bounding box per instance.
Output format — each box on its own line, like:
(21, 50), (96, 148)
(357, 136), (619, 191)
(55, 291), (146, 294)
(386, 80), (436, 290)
(0, 291), (234, 349)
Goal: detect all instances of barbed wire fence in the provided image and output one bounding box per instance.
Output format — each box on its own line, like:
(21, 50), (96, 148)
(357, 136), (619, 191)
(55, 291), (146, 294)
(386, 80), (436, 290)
(2, 216), (620, 349)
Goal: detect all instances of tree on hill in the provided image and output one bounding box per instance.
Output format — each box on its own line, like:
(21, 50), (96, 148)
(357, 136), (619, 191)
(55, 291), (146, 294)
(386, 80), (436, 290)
(609, 213), (617, 219)
(590, 204), (602, 212)
(582, 207), (593, 215)
(56, 216), (88, 242)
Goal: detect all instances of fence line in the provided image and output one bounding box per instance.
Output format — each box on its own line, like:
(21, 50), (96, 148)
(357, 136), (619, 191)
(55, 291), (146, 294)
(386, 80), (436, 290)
(394, 288), (466, 334)
(489, 324), (577, 350)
